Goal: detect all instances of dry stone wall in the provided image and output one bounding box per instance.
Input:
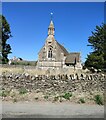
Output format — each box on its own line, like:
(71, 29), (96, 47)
(1, 72), (105, 94)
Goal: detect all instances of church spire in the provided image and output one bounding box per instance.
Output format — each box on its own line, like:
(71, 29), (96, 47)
(48, 13), (55, 36)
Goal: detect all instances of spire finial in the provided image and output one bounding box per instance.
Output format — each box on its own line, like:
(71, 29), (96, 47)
(50, 12), (53, 20)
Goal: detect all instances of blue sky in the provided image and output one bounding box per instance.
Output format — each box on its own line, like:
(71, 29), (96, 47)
(2, 2), (104, 62)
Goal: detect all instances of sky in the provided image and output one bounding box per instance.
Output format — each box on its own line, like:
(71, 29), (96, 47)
(2, 2), (104, 62)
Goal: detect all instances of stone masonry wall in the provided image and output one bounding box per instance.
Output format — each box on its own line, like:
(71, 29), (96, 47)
(1, 72), (105, 94)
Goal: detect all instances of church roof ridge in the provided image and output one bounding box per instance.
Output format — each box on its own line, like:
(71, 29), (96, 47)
(68, 52), (80, 54)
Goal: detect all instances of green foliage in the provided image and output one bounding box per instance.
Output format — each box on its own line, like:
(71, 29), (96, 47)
(62, 92), (72, 100)
(0, 90), (10, 97)
(85, 53), (104, 69)
(44, 95), (49, 99)
(78, 98), (85, 104)
(85, 24), (106, 70)
(19, 87), (28, 95)
(0, 55), (2, 64)
(0, 15), (12, 64)
(94, 94), (104, 105)
(53, 93), (72, 102)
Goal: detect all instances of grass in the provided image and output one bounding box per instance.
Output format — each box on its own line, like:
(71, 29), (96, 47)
(19, 88), (28, 95)
(78, 98), (85, 104)
(94, 94), (104, 105)
(44, 95), (49, 99)
(1, 67), (25, 74)
(0, 90), (10, 97)
(62, 92), (72, 100)
(53, 92), (72, 102)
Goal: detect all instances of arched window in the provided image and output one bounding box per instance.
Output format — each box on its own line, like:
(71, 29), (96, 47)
(48, 48), (52, 58)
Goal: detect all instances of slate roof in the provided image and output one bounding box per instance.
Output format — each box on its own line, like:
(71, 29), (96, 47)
(57, 42), (69, 56)
(65, 52), (80, 64)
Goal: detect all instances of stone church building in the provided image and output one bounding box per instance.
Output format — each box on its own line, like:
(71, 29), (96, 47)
(37, 19), (82, 69)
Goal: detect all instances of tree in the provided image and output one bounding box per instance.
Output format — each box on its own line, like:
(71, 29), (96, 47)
(85, 24), (106, 70)
(0, 15), (12, 64)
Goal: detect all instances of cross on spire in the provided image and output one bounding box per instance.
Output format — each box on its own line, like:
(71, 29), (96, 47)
(50, 12), (53, 20)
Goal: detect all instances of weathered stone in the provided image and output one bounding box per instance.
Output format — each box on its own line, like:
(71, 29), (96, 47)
(75, 73), (79, 80)
(1, 72), (105, 95)
(31, 76), (35, 80)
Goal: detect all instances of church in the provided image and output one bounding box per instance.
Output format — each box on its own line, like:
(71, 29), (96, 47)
(37, 17), (82, 69)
